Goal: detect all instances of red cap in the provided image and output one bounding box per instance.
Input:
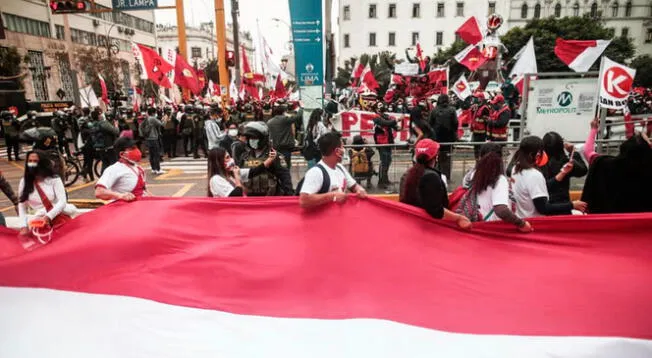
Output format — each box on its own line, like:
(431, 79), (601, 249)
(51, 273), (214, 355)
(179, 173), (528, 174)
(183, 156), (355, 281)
(415, 139), (440, 161)
(491, 94), (505, 104)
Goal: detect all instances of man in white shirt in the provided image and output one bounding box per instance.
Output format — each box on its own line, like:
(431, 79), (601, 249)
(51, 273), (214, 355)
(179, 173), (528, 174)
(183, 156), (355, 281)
(299, 132), (367, 208)
(95, 137), (152, 202)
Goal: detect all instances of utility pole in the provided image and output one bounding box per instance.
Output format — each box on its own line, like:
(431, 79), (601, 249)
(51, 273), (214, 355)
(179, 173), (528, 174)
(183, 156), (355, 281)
(175, 0), (188, 100)
(231, 0), (241, 86)
(215, 0), (230, 99)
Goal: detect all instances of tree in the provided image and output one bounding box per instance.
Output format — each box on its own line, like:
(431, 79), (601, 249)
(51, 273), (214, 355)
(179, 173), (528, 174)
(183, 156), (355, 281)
(0, 46), (26, 88)
(630, 55), (652, 88)
(74, 46), (123, 95)
(430, 40), (468, 81)
(334, 51), (397, 97)
(500, 16), (635, 73)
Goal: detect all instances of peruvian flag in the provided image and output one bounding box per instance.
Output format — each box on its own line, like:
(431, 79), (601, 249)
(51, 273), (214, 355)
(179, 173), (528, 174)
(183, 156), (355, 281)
(554, 38), (611, 72)
(1, 198), (652, 357)
(174, 54), (201, 95)
(455, 16), (484, 45)
(206, 79), (220, 98)
(357, 64), (379, 93)
(97, 73), (109, 104)
(416, 42), (427, 72)
(510, 37), (538, 95)
(454, 44), (487, 71)
(131, 42), (173, 88)
(350, 62), (364, 87)
(452, 74), (472, 100)
(272, 74), (287, 99)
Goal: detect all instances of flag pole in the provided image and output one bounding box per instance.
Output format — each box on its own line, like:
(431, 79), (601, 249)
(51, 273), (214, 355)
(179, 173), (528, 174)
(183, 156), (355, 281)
(596, 56), (606, 153)
(175, 0), (189, 101)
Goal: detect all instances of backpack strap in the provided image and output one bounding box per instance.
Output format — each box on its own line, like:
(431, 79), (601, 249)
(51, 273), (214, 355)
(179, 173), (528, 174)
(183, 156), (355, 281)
(315, 164), (331, 194)
(483, 207), (495, 221)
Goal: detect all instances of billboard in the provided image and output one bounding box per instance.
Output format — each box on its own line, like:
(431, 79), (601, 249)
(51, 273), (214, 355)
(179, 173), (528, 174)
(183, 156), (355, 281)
(525, 77), (598, 142)
(288, 0), (324, 87)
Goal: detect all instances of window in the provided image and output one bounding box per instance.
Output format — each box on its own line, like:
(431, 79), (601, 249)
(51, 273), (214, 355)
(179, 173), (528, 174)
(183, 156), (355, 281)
(646, 29), (652, 43)
(455, 33), (462, 42)
(369, 4), (377, 18)
(343, 5), (350, 20)
(621, 27), (629, 37)
(590, 2), (599, 17)
(55, 25), (65, 40)
(388, 3), (397, 18)
(625, 1), (632, 17)
(28, 51), (49, 101)
(369, 32), (376, 47)
(3, 13), (51, 38)
(534, 3), (541, 18)
(191, 47), (202, 58)
(554, 3), (562, 17)
(611, 2), (619, 17)
(388, 32), (396, 46)
(411, 32), (419, 46)
(413, 3), (421, 18)
(344, 33), (350, 48)
(436, 31), (443, 46)
(572, 2), (580, 16)
(436, 2), (445, 17)
(488, 2), (496, 15)
(456, 2), (464, 16)
(521, 3), (528, 18)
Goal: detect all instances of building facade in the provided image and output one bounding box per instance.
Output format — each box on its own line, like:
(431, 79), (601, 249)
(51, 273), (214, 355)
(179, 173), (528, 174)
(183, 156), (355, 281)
(337, 0), (510, 66)
(507, 0), (652, 56)
(0, 0), (157, 103)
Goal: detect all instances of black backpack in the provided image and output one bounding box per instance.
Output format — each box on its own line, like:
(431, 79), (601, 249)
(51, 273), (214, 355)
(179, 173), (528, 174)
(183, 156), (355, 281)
(301, 127), (321, 161)
(295, 163), (345, 195)
(89, 122), (106, 149)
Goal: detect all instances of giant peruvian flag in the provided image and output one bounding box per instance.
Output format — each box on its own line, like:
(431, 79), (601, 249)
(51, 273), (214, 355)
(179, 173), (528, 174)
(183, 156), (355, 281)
(131, 42), (173, 88)
(1, 198), (652, 357)
(554, 38), (611, 72)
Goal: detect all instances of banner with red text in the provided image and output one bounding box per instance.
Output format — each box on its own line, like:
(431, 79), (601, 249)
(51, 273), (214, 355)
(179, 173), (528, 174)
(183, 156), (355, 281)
(333, 110), (411, 144)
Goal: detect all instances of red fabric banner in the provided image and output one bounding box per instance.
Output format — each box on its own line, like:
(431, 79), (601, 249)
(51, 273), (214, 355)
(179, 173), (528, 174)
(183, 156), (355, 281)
(174, 54), (201, 95)
(1, 198), (652, 339)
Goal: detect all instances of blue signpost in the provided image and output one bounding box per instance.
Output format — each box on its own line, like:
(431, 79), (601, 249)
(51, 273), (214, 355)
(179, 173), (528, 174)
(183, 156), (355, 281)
(288, 0), (324, 88)
(112, 0), (158, 11)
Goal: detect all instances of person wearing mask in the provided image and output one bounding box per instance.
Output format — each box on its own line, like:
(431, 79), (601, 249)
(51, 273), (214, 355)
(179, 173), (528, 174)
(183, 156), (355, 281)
(207, 147), (276, 197)
(95, 137), (151, 202)
(18, 150), (74, 237)
(267, 100), (296, 169)
(231, 124), (248, 167)
(373, 102), (399, 189)
(1, 110), (21, 161)
(77, 111), (96, 182)
(459, 143), (532, 232)
(192, 104), (208, 159)
(303, 109), (329, 168)
(581, 119), (652, 213)
(140, 107), (164, 175)
(508, 136), (587, 218)
(205, 106), (225, 151)
(219, 123), (239, 155)
(429, 94), (458, 182)
(240, 122), (293, 196)
(179, 105), (195, 157)
(487, 94), (510, 143)
(399, 139), (471, 229)
(90, 109), (119, 173)
(299, 132), (367, 208)
(470, 92), (490, 159)
(161, 106), (178, 158)
(541, 131), (587, 209)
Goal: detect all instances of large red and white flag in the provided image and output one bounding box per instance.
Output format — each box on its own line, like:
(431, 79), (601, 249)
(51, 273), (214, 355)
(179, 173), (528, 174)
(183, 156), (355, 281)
(131, 42), (173, 88)
(452, 74), (472, 100)
(174, 54), (201, 95)
(509, 37), (538, 95)
(1, 198), (652, 357)
(455, 16), (484, 45)
(597, 56), (636, 109)
(554, 38), (611, 72)
(454, 44), (487, 71)
(350, 62), (365, 87)
(357, 64), (379, 93)
(97, 73), (109, 104)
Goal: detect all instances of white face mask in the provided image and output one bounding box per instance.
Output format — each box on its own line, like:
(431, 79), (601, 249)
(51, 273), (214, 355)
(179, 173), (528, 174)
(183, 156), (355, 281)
(228, 129), (238, 137)
(226, 158), (235, 168)
(249, 139), (260, 150)
(27, 162), (38, 168)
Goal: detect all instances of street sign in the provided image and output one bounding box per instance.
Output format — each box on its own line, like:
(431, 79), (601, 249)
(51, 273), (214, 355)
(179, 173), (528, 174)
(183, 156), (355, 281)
(289, 0), (323, 87)
(112, 0), (157, 11)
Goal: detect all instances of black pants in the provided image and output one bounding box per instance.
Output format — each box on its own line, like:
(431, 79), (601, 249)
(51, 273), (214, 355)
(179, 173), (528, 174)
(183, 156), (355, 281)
(99, 148), (117, 174)
(279, 147), (293, 169)
(378, 147), (392, 185)
(182, 134), (193, 156)
(82, 145), (95, 181)
(162, 129), (177, 157)
(5, 136), (19, 160)
(471, 133), (487, 160)
(193, 136), (207, 158)
(437, 145), (452, 183)
(147, 139), (161, 172)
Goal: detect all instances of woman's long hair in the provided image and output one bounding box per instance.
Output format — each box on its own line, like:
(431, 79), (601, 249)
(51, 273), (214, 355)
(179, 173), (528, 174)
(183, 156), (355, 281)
(509, 136), (544, 175)
(307, 109), (323, 135)
(400, 154), (430, 206)
(207, 147), (230, 197)
(472, 143), (504, 192)
(20, 150), (56, 203)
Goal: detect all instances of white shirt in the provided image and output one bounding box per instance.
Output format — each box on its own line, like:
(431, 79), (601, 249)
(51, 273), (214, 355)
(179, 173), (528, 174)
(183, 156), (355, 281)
(205, 119), (224, 150)
(96, 161), (146, 194)
(18, 176), (68, 228)
(300, 160), (357, 194)
(476, 175), (511, 222)
(209, 169), (251, 197)
(511, 168), (549, 218)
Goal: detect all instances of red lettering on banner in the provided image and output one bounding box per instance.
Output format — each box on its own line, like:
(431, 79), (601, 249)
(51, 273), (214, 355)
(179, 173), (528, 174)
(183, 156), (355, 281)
(340, 111), (358, 134)
(337, 111), (411, 143)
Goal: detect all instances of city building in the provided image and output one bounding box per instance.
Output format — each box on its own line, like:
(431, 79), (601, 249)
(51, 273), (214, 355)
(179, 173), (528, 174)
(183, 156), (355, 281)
(0, 0), (157, 102)
(156, 22), (255, 69)
(337, 0), (510, 66)
(507, 0), (652, 56)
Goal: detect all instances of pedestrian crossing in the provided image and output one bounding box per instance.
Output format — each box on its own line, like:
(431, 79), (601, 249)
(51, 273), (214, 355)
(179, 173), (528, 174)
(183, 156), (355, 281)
(0, 145), (32, 160)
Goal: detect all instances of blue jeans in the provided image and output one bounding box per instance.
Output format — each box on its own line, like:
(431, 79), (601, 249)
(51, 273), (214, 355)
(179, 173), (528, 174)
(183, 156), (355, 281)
(147, 139), (161, 172)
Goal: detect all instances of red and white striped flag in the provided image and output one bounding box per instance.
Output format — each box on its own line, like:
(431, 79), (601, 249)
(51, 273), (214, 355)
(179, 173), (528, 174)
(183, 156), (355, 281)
(1, 198), (652, 358)
(554, 38), (611, 72)
(97, 73), (109, 104)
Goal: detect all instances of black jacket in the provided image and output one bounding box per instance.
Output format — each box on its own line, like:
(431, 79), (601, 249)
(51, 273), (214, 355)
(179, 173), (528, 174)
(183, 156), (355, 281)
(373, 114), (398, 145)
(542, 152), (588, 205)
(429, 105), (458, 143)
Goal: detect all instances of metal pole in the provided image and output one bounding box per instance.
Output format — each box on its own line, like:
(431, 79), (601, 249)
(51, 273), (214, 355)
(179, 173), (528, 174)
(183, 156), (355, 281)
(231, 0), (241, 86)
(175, 0), (188, 101)
(215, 0), (230, 99)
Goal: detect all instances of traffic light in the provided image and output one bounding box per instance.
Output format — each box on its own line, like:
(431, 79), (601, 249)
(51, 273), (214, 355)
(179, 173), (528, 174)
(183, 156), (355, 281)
(226, 51), (235, 67)
(49, 0), (87, 14)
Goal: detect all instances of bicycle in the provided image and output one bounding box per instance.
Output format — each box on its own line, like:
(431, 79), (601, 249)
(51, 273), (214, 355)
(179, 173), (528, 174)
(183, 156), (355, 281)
(62, 151), (104, 187)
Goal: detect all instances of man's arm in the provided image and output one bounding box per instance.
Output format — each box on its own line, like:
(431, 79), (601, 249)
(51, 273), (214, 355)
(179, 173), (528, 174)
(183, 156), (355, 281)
(299, 191), (340, 209)
(493, 110), (510, 128)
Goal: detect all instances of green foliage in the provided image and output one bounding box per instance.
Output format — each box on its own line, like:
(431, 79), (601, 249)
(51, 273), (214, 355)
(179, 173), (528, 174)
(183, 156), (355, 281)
(0, 46), (25, 88)
(500, 16), (635, 73)
(74, 46), (123, 95)
(334, 51), (397, 96)
(630, 55), (652, 88)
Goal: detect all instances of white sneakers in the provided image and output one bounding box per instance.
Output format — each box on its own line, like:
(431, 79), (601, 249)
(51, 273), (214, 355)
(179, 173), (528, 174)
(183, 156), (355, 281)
(152, 170), (166, 175)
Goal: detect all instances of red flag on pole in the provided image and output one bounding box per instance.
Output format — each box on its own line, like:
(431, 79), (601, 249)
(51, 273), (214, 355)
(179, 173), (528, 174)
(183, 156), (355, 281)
(98, 73), (109, 104)
(273, 75), (287, 99)
(357, 64), (379, 94)
(174, 54), (201, 95)
(454, 45), (488, 71)
(131, 43), (173, 88)
(455, 17), (484, 45)
(416, 42), (426, 72)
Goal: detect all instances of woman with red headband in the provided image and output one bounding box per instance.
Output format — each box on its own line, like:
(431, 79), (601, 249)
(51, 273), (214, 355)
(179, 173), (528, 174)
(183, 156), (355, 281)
(400, 139), (471, 229)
